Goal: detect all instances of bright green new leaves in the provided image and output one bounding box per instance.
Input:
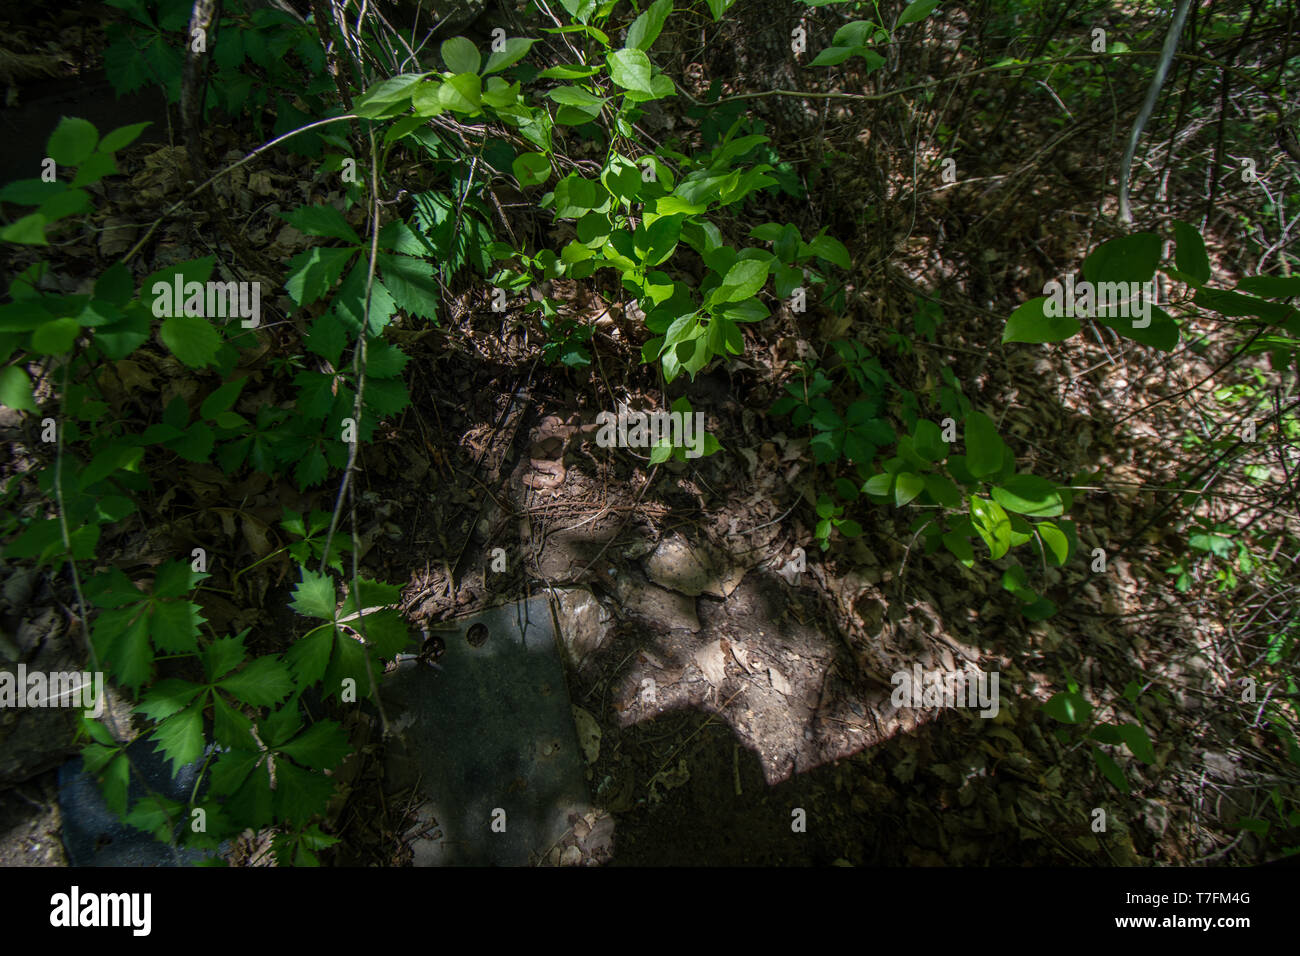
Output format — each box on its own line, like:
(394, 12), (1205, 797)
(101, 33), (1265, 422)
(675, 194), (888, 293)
(1003, 296), (1081, 344)
(513, 151), (551, 186)
(710, 258), (769, 305)
(626, 0), (672, 50)
(285, 247), (356, 306)
(1036, 520), (1071, 565)
(1043, 689), (1093, 725)
(441, 36), (481, 74)
(0, 366), (37, 412)
(48, 116), (100, 166)
(897, 0), (942, 27)
(353, 72), (428, 117)
(290, 567), (337, 620)
(991, 474), (1064, 517)
(484, 37), (538, 74)
(969, 495), (1012, 559)
(704, 0), (739, 20)
(810, 20), (888, 69)
(963, 411), (1007, 478)
(606, 48), (654, 94)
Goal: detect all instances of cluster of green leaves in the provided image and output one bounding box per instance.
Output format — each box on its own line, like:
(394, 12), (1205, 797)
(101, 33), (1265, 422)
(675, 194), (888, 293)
(105, 0), (334, 156)
(859, 410), (1077, 620)
(804, 0), (942, 68)
(0, 108), (424, 862)
(347, 0), (857, 461)
(1042, 678), (1159, 793)
(1004, 224), (1300, 356)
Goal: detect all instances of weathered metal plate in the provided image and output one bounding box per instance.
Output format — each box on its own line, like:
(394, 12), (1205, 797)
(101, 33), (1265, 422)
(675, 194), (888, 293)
(382, 596), (591, 865)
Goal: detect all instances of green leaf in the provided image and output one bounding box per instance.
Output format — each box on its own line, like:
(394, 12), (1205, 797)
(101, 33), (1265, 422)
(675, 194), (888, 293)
(1095, 305), (1180, 352)
(896, 0), (941, 27)
(0, 366), (37, 412)
(1236, 275), (1300, 298)
(512, 151), (551, 186)
(894, 471), (924, 506)
(484, 37), (538, 75)
(291, 568), (337, 621)
(553, 175), (601, 218)
(1043, 690), (1092, 725)
(150, 599), (203, 653)
(439, 72), (483, 112)
(963, 411), (1004, 478)
(280, 204), (361, 244)
(286, 624), (335, 686)
(47, 116), (99, 166)
(32, 317), (82, 354)
(1083, 232), (1162, 285)
(1003, 296), (1081, 344)
(991, 474), (1064, 517)
(805, 234), (850, 269)
(1116, 722), (1155, 763)
(862, 473), (893, 497)
(923, 473), (961, 508)
(136, 678), (205, 722)
(1021, 596), (1056, 621)
(274, 759), (337, 824)
(285, 247), (355, 305)
(278, 720), (351, 770)
(912, 419), (947, 461)
(1036, 521), (1070, 565)
(942, 528), (974, 566)
(712, 258), (769, 304)
(200, 376), (246, 420)
(160, 315), (222, 368)
(379, 253), (439, 320)
(1090, 724), (1124, 745)
(94, 261), (134, 307)
(219, 656), (294, 707)
(969, 495), (1012, 559)
(1092, 745), (1130, 792)
(1, 214), (48, 245)
(98, 121), (151, 154)
(149, 702), (205, 777)
(704, 0), (738, 19)
(353, 73), (427, 117)
(627, 0), (672, 50)
(441, 36), (481, 74)
(606, 48), (655, 94)
(1172, 220), (1210, 285)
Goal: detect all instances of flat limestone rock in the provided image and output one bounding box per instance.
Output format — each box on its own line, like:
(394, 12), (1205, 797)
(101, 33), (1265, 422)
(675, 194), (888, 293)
(382, 597), (598, 865)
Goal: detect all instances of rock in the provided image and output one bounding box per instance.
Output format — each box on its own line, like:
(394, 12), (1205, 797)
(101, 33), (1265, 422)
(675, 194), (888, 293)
(643, 534), (745, 599)
(552, 587), (612, 669)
